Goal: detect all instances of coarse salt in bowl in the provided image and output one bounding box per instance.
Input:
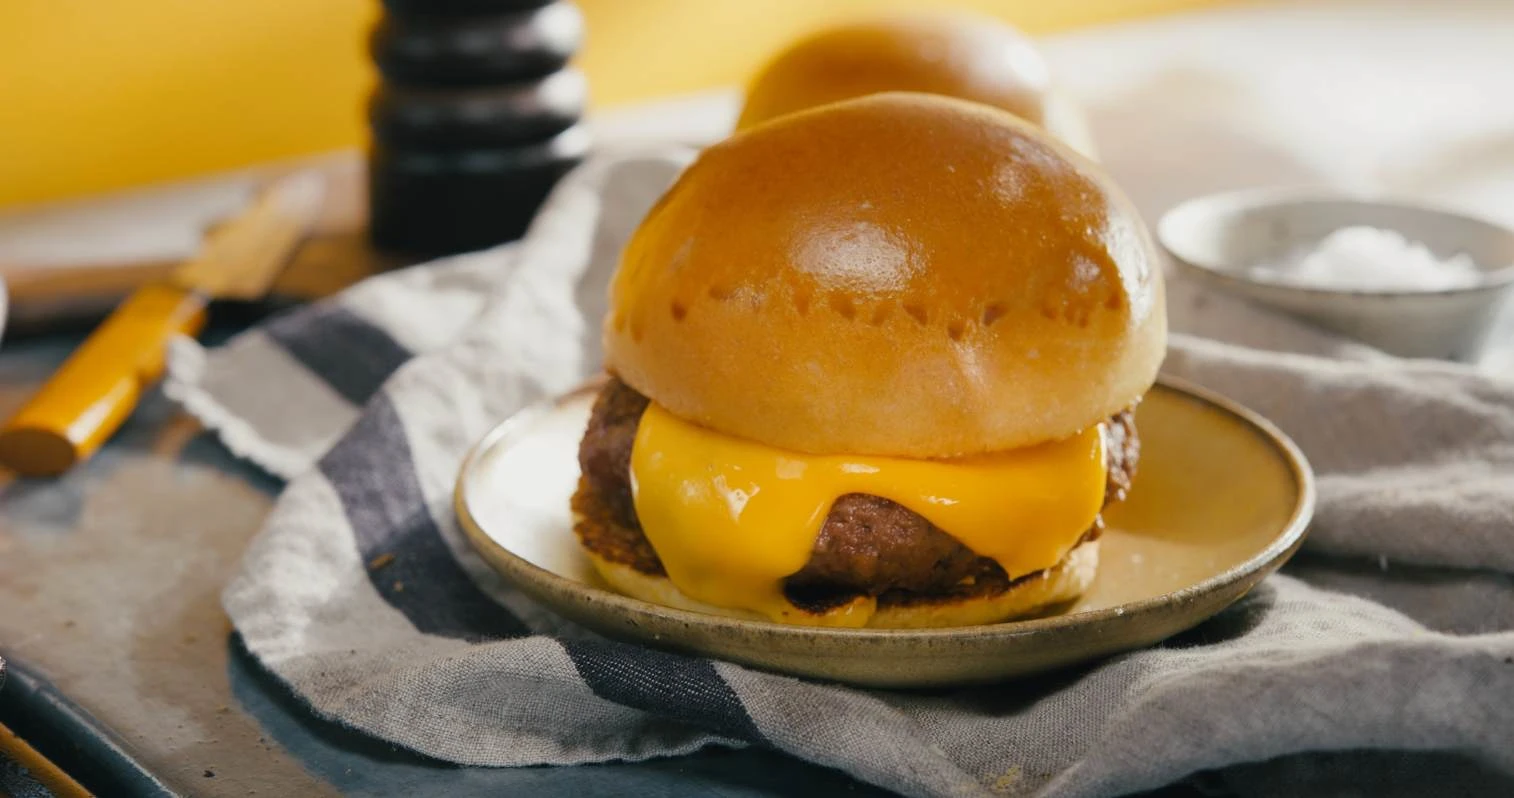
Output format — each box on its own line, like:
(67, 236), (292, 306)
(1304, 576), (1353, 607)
(1158, 189), (1514, 361)
(1248, 225), (1484, 292)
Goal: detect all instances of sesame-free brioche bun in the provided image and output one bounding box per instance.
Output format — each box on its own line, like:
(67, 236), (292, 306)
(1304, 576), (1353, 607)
(737, 14), (1096, 156)
(604, 93), (1165, 458)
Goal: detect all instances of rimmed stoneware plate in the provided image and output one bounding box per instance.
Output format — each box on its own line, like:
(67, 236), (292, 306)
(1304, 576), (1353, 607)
(456, 377), (1314, 688)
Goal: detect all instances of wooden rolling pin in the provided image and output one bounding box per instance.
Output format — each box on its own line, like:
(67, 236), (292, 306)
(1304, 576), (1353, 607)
(0, 173), (325, 477)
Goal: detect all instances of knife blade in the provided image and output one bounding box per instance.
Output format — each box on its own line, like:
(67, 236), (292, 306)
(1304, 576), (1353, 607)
(0, 173), (325, 477)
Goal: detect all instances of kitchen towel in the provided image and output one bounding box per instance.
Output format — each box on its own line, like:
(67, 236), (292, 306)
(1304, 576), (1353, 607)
(165, 146), (1514, 798)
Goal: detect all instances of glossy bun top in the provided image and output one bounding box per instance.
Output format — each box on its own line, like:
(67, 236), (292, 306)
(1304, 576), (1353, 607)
(605, 93), (1165, 456)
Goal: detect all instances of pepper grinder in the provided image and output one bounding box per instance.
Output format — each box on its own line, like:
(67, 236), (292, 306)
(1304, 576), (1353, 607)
(368, 0), (589, 256)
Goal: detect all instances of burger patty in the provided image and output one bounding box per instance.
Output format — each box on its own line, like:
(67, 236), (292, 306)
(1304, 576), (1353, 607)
(575, 376), (1139, 604)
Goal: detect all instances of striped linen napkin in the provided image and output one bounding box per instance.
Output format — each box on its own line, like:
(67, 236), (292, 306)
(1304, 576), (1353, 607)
(165, 146), (1514, 798)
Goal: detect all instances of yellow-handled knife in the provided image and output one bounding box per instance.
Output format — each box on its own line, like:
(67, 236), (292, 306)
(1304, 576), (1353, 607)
(0, 172), (325, 477)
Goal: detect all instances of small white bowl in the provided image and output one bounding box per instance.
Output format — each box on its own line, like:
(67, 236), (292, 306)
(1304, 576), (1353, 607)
(1158, 189), (1514, 360)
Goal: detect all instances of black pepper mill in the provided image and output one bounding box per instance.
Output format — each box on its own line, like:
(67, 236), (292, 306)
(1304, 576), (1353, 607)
(368, 0), (589, 256)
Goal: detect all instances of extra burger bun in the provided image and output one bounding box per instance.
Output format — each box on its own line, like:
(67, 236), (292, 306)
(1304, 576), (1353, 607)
(580, 511), (1099, 629)
(737, 14), (1097, 156)
(605, 93), (1165, 458)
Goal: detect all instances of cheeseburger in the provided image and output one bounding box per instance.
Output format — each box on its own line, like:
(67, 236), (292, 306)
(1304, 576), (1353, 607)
(574, 93), (1166, 628)
(737, 13), (1096, 156)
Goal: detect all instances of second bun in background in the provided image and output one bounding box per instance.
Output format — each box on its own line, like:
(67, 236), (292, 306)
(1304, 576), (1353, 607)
(737, 12), (1097, 157)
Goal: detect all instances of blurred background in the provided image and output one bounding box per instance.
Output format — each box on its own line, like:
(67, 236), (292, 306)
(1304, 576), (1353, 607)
(1, 0), (1221, 208)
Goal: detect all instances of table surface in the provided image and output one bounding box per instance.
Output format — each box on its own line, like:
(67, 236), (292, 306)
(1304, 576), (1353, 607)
(5, 1), (1514, 795)
(0, 330), (903, 797)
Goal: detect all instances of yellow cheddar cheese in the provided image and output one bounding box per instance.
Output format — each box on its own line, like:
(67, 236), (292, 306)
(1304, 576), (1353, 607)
(629, 402), (1107, 625)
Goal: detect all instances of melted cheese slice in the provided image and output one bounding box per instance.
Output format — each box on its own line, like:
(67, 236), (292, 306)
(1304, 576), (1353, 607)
(629, 403), (1107, 627)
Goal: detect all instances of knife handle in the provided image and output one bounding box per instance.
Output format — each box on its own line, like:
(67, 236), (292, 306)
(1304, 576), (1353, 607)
(0, 283), (208, 477)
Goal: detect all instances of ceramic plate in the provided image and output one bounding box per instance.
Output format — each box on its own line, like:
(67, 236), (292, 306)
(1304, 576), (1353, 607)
(456, 377), (1314, 687)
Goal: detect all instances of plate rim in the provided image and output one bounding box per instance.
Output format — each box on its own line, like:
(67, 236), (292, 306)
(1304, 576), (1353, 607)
(454, 375), (1316, 642)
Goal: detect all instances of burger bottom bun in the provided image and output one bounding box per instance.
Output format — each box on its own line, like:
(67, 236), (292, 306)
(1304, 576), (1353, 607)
(578, 522), (1099, 629)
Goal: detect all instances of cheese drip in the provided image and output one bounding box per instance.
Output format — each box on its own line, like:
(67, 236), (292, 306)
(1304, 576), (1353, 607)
(629, 403), (1107, 626)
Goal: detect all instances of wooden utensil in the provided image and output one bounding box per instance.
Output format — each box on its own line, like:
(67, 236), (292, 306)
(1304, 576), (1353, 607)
(0, 173), (325, 477)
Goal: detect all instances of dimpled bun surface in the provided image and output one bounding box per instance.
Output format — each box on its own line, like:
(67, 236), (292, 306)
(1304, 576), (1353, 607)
(604, 93), (1166, 458)
(737, 14), (1094, 155)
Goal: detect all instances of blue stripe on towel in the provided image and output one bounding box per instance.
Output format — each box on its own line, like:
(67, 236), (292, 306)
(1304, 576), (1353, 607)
(319, 393), (529, 640)
(266, 304), (413, 406)
(562, 639), (769, 745)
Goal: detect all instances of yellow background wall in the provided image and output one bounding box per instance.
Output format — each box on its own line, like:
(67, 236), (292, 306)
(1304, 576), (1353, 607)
(0, 0), (1224, 208)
